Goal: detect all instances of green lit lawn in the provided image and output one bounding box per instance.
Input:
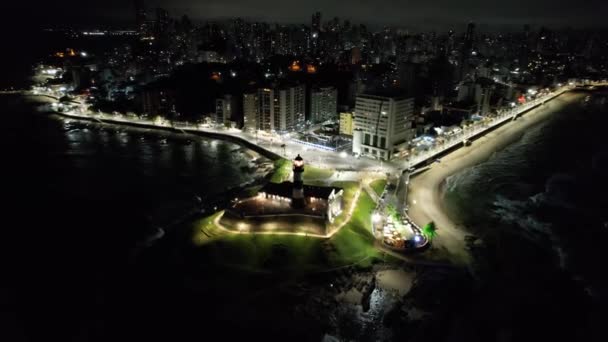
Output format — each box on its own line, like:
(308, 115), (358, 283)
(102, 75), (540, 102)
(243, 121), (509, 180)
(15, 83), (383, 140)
(328, 181), (358, 228)
(303, 165), (334, 180)
(370, 178), (387, 196)
(192, 211), (226, 245)
(327, 190), (381, 267)
(269, 158), (334, 183)
(187, 181), (386, 273)
(269, 159), (292, 183)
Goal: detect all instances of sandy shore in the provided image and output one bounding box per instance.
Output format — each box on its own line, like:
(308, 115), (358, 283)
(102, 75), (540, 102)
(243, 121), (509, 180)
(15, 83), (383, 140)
(407, 92), (583, 265)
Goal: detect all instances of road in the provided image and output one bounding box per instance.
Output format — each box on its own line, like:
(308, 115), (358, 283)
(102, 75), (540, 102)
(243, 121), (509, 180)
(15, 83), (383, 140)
(31, 83), (579, 176)
(400, 85), (573, 170)
(39, 97), (387, 171)
(405, 91), (592, 265)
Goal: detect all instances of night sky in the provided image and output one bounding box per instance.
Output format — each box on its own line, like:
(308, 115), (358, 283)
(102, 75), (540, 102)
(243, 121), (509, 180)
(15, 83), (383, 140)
(4, 0), (608, 30)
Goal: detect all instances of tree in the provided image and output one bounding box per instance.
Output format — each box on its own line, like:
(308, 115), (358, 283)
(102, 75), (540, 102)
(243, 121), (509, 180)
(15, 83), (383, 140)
(422, 221), (437, 241)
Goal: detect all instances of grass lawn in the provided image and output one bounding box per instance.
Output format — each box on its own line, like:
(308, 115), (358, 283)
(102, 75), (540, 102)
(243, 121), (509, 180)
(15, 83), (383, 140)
(370, 178), (387, 196)
(187, 180), (388, 274)
(192, 211), (226, 245)
(269, 158), (334, 183)
(269, 159), (292, 183)
(190, 213), (326, 272)
(327, 181), (359, 228)
(303, 165), (334, 180)
(326, 190), (382, 268)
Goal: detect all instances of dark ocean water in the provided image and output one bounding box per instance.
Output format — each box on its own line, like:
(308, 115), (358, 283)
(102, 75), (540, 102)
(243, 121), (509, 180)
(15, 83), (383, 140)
(2, 95), (255, 224)
(0, 95), (260, 341)
(443, 90), (608, 339)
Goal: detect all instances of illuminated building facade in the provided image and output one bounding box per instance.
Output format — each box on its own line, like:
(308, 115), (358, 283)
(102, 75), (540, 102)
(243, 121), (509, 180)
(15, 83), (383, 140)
(352, 94), (415, 160)
(311, 86), (338, 122)
(243, 92), (257, 131)
(339, 111), (354, 136)
(215, 95), (238, 126)
(242, 84), (306, 133)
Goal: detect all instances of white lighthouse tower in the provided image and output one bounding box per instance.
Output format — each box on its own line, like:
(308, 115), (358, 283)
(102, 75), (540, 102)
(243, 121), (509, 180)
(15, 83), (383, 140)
(292, 154), (305, 207)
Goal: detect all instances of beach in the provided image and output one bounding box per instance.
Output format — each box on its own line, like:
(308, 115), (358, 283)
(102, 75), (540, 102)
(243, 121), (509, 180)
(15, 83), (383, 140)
(407, 91), (584, 265)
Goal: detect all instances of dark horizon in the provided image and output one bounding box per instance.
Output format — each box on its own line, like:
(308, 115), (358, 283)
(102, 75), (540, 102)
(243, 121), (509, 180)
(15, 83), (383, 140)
(4, 0), (608, 31)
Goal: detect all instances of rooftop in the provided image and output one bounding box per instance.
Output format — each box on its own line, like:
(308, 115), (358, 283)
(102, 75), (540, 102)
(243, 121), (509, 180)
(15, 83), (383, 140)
(260, 181), (342, 200)
(359, 88), (410, 100)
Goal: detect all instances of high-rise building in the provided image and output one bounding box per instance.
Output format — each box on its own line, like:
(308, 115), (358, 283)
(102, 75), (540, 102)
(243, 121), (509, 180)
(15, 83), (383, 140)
(397, 62), (417, 95)
(519, 24), (532, 68)
(257, 88), (273, 131)
(311, 12), (321, 53)
(155, 8), (170, 38)
(243, 85), (306, 133)
(459, 21), (476, 80)
(350, 47), (362, 65)
(339, 112), (354, 136)
(141, 86), (176, 116)
(446, 29), (455, 52)
(243, 92), (257, 132)
(352, 94), (415, 160)
(464, 22), (475, 50)
(273, 85), (306, 132)
(475, 83), (493, 116)
(310, 87), (338, 122)
(215, 95), (238, 126)
(134, 0), (147, 33)
(312, 12), (321, 34)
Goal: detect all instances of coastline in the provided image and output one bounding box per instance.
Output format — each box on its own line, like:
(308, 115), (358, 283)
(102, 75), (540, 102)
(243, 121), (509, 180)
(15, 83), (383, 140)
(19, 93), (283, 161)
(16, 90), (585, 264)
(11, 93), (274, 220)
(407, 91), (584, 265)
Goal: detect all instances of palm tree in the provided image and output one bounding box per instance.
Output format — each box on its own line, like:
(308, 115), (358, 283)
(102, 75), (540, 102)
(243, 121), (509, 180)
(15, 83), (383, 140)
(422, 221), (437, 241)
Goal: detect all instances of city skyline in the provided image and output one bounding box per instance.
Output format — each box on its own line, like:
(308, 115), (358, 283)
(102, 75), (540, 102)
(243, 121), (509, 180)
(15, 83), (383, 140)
(6, 0), (608, 30)
(3, 0), (608, 341)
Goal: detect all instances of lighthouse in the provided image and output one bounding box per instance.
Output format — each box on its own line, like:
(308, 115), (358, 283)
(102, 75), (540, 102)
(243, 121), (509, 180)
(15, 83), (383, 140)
(292, 154), (305, 207)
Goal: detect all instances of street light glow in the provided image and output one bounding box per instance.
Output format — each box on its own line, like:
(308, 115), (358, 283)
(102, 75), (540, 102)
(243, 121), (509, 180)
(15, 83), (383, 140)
(372, 213), (381, 223)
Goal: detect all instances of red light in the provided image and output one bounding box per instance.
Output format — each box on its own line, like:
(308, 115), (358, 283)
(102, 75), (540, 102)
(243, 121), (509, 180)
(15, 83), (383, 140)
(517, 95), (526, 104)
